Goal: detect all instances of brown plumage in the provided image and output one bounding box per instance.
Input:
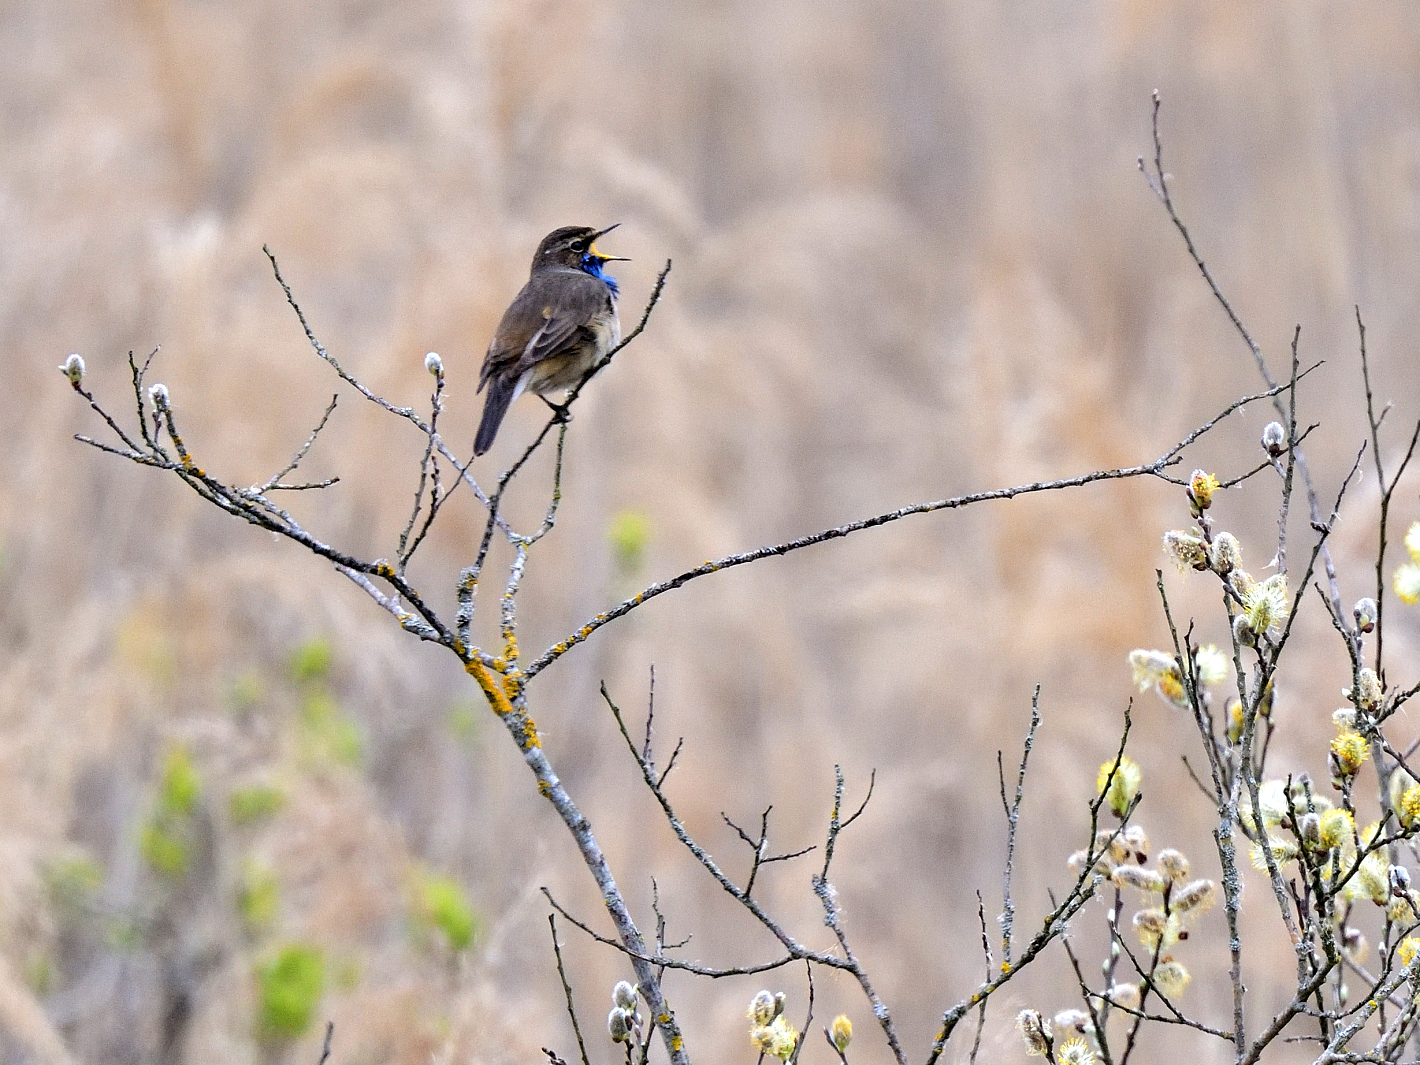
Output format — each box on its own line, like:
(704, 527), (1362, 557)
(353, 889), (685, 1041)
(475, 225), (626, 456)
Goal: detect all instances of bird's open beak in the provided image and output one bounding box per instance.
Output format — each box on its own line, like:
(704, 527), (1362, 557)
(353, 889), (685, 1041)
(590, 223), (631, 262)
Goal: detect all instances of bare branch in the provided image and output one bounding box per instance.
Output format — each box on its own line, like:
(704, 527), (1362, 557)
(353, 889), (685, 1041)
(548, 914), (592, 1065)
(998, 687), (1041, 967)
(526, 377), (1307, 680)
(254, 393), (339, 494)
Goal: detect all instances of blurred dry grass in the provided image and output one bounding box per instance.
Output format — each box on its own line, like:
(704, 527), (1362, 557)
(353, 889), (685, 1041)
(6, 1), (1420, 1062)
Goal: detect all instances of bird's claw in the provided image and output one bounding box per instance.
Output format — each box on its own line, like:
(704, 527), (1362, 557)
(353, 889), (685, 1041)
(540, 396), (573, 423)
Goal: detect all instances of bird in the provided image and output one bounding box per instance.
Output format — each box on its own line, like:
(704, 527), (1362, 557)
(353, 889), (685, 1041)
(474, 224), (629, 456)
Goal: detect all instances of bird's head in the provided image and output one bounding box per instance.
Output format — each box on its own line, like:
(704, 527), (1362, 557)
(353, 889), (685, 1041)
(531, 224), (629, 277)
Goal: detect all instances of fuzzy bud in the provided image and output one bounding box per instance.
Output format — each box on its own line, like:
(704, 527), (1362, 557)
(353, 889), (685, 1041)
(58, 353), (85, 385)
(1356, 853), (1391, 904)
(1097, 757), (1143, 819)
(1250, 835), (1300, 870)
(1163, 530), (1209, 572)
(748, 990), (777, 1026)
(1312, 812), (1357, 857)
(751, 1017), (799, 1061)
(1015, 1010), (1051, 1056)
(1052, 1009), (1089, 1035)
(1122, 824), (1150, 863)
(613, 981), (638, 1011)
(1398, 560), (1420, 605)
(1318, 808), (1356, 850)
(148, 382), (170, 409)
(1171, 879), (1219, 916)
(1226, 699), (1245, 744)
(1333, 708), (1358, 733)
(1400, 937), (1420, 968)
(829, 1015), (852, 1053)
(1353, 597), (1378, 633)
(1299, 811), (1321, 844)
(608, 1008), (633, 1043)
(1096, 830), (1126, 861)
(1132, 908), (1172, 949)
(1331, 732), (1369, 778)
(1261, 421), (1286, 456)
(1400, 786), (1420, 830)
(1210, 532), (1240, 574)
(1241, 573), (1290, 636)
(1129, 649), (1177, 692)
(1056, 1039), (1094, 1065)
(1107, 983), (1141, 1011)
(1356, 668), (1383, 711)
(1388, 891), (1420, 923)
(1391, 866), (1412, 896)
(1194, 645), (1229, 687)
(424, 351), (443, 376)
(1068, 848), (1113, 879)
(1113, 865), (1166, 894)
(1157, 849), (1189, 882)
(1232, 614), (1256, 648)
(1153, 960), (1191, 998)
(1188, 470), (1219, 510)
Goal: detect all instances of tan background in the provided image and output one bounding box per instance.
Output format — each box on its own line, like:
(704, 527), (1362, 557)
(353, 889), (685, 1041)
(5, 1), (1420, 1062)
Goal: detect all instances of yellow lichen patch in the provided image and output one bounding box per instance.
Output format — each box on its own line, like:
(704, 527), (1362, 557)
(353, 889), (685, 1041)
(465, 658), (514, 717)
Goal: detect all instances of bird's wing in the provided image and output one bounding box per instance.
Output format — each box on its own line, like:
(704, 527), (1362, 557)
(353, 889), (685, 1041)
(479, 270), (611, 391)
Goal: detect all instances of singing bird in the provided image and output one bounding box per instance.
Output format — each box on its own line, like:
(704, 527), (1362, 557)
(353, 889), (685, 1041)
(474, 225), (628, 456)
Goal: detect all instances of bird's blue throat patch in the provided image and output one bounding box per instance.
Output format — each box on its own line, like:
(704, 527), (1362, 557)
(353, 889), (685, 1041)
(581, 254), (620, 298)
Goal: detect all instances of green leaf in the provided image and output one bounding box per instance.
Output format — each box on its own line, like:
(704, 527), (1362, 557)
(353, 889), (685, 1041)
(257, 944), (325, 1038)
(413, 871), (478, 952)
(230, 784), (286, 825)
(288, 638), (333, 684)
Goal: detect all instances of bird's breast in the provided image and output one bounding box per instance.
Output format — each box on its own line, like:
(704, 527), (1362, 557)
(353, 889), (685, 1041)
(589, 305), (622, 354)
(525, 305), (621, 394)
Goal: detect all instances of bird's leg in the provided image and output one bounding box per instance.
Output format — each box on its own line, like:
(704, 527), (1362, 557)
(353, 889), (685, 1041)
(539, 395), (573, 423)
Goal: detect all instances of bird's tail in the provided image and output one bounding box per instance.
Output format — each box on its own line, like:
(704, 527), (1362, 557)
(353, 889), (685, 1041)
(474, 374), (518, 456)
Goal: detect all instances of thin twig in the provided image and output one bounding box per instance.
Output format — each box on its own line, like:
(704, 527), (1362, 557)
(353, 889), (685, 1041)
(265, 247), (422, 425)
(549, 914), (593, 1065)
(1141, 90), (1345, 622)
(969, 892), (991, 1065)
(316, 1021), (334, 1065)
(255, 394), (339, 493)
(998, 687), (1041, 967)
